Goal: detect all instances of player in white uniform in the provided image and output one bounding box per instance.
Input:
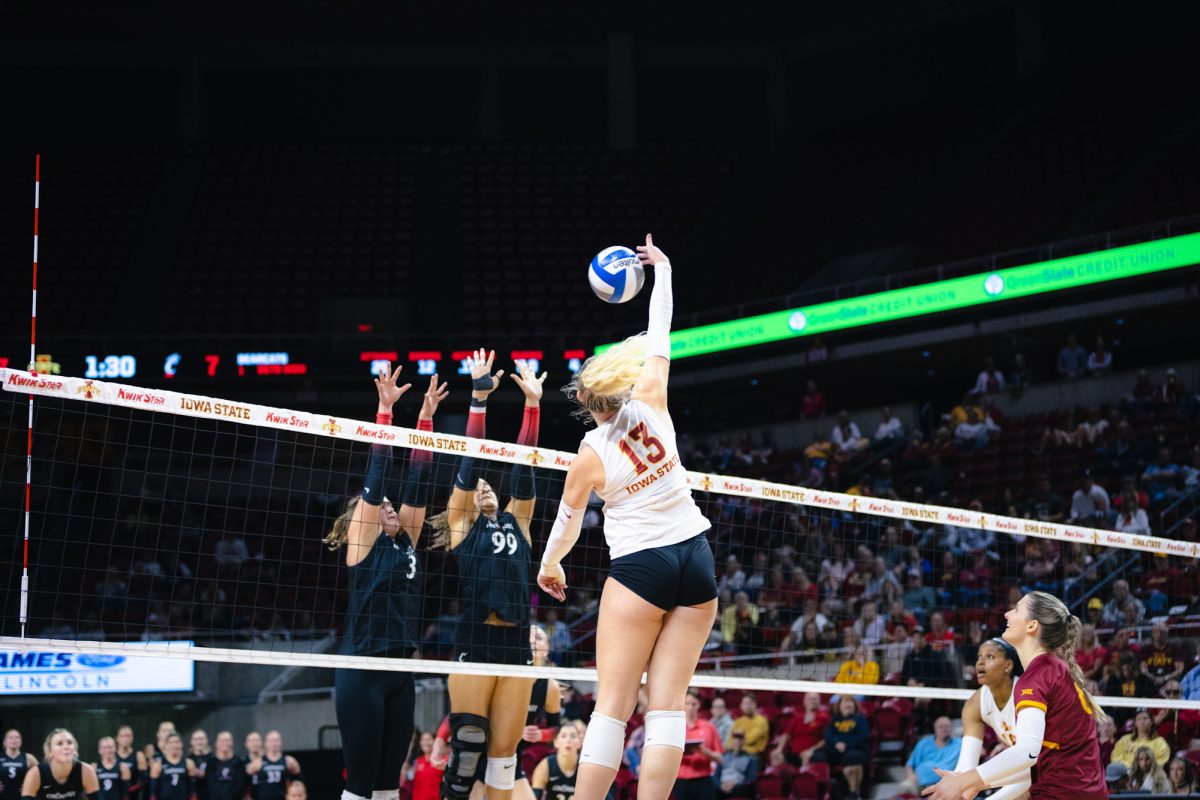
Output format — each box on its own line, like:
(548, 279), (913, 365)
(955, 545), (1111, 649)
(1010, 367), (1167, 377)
(955, 638), (1031, 800)
(537, 235), (717, 800)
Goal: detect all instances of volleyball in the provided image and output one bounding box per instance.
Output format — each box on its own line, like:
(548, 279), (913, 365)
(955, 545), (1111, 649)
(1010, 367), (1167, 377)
(588, 245), (645, 304)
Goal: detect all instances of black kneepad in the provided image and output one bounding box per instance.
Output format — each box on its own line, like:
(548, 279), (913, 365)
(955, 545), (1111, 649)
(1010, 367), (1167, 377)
(441, 713), (489, 800)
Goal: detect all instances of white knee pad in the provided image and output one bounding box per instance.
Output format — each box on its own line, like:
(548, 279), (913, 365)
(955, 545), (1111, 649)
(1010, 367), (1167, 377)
(579, 712), (626, 770)
(484, 754), (517, 790)
(372, 791), (399, 800)
(342, 792), (370, 800)
(643, 709), (685, 751)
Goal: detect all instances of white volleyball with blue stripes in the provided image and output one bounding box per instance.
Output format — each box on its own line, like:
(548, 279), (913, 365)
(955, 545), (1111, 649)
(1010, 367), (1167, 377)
(588, 245), (646, 304)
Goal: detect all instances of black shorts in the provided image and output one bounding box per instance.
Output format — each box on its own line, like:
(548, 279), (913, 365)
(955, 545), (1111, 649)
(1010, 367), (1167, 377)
(608, 531), (717, 611)
(454, 619), (533, 666)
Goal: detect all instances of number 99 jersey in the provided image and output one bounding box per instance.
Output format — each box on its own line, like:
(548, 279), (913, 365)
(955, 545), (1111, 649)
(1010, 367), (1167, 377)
(456, 511), (533, 627)
(582, 399), (709, 559)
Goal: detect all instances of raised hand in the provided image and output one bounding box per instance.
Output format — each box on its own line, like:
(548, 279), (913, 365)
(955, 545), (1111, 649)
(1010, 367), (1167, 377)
(419, 374), (450, 420)
(510, 359), (548, 405)
(635, 232), (669, 266)
(374, 362), (413, 411)
(469, 348), (504, 398)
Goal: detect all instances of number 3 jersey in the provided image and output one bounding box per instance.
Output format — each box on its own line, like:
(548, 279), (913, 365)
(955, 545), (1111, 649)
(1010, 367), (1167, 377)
(582, 399), (709, 559)
(340, 531), (421, 656)
(456, 511), (532, 625)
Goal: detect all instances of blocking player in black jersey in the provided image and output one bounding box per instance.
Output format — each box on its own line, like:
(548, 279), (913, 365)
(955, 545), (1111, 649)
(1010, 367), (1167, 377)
(21, 730), (100, 800)
(324, 366), (448, 800)
(148, 733), (197, 800)
(197, 732), (245, 800)
(246, 732), (301, 800)
(1, 730), (38, 800)
(513, 627), (564, 800)
(94, 737), (132, 800)
(114, 727), (148, 800)
(530, 726), (579, 800)
(434, 351), (545, 800)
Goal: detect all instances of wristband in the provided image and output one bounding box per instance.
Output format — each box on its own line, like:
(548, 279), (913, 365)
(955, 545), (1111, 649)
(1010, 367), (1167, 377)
(376, 412), (393, 426)
(472, 376), (493, 392)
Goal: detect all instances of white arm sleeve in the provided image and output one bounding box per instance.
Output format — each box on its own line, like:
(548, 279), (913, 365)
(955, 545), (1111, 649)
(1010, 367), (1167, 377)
(954, 736), (984, 772)
(645, 260), (673, 360)
(541, 501), (583, 569)
(989, 776), (1032, 797)
(975, 708), (1044, 787)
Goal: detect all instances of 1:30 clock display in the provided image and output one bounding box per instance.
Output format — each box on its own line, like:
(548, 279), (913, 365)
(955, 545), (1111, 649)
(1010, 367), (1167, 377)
(83, 354), (137, 379)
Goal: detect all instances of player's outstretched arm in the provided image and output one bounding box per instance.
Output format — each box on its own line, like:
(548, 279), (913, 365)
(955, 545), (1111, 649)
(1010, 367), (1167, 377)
(537, 446), (604, 602)
(397, 374), (449, 544)
(632, 233), (673, 415)
(506, 358), (547, 541)
(446, 349), (503, 549)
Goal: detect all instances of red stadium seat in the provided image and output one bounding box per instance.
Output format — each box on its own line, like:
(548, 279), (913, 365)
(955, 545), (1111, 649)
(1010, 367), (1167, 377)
(754, 775), (788, 800)
(790, 772), (824, 800)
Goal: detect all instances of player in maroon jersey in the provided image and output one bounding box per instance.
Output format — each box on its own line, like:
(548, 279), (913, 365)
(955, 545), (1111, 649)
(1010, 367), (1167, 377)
(922, 591), (1107, 800)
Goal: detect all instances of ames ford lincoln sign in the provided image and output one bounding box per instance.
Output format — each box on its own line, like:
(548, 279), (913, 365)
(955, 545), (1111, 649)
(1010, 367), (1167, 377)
(0, 647), (195, 695)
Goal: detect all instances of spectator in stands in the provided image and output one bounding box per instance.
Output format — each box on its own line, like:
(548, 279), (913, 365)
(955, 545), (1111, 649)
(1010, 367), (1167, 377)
(1180, 655), (1200, 701)
(832, 412), (868, 456)
(743, 552), (769, 598)
(958, 550), (995, 608)
(1068, 470), (1110, 526)
(1076, 406), (1110, 447)
(800, 381), (826, 418)
(721, 591), (760, 656)
(970, 357), (1006, 396)
(1113, 491), (1151, 536)
(1020, 539), (1060, 594)
(758, 569), (790, 615)
(761, 748), (796, 781)
(815, 696), (869, 800)
(924, 611), (956, 654)
(1167, 757), (1197, 794)
(1140, 622), (1185, 688)
(933, 552), (958, 608)
(944, 500), (996, 557)
(874, 406), (905, 443)
(863, 556), (900, 606)
(818, 540), (853, 592)
(715, 731), (756, 800)
(1150, 679), (1197, 752)
(1058, 332), (1088, 379)
(1023, 476), (1066, 523)
(878, 526), (908, 570)
(1128, 746), (1171, 793)
(1161, 367), (1190, 410)
(560, 683), (588, 722)
(887, 599), (918, 634)
(902, 570), (937, 623)
(1087, 336), (1113, 376)
(1008, 352), (1033, 394)
(675, 691), (723, 800)
(903, 717), (961, 794)
(1104, 657), (1158, 727)
(851, 601), (887, 647)
(1103, 580), (1145, 626)
(708, 697), (733, 746)
(1113, 709), (1172, 768)
(901, 627), (952, 688)
(882, 622), (911, 678)
(717, 555), (746, 596)
(726, 696), (768, 758)
(1076, 623), (1108, 682)
(1143, 447), (1182, 505)
(773, 692), (828, 768)
(1104, 761), (1130, 794)
(834, 644), (880, 686)
(1085, 596), (1105, 629)
(953, 406), (999, 450)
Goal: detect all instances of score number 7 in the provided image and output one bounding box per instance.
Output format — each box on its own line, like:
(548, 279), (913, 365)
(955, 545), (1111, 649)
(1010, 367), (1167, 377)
(617, 422), (667, 475)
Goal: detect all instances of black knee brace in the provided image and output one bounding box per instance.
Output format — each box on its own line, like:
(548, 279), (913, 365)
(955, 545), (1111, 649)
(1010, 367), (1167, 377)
(441, 713), (489, 800)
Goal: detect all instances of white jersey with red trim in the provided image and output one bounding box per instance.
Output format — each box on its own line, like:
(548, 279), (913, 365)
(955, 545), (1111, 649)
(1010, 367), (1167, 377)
(980, 683), (1018, 747)
(581, 398), (710, 559)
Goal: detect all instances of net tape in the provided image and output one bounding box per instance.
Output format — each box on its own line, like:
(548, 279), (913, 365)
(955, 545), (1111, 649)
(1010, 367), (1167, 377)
(2, 367), (1197, 708)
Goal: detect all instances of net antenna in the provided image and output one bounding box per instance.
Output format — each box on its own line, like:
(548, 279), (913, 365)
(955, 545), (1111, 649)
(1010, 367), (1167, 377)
(20, 154), (40, 638)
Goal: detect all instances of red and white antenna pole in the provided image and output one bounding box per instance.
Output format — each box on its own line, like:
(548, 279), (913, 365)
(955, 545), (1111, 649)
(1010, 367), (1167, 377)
(22, 154), (39, 637)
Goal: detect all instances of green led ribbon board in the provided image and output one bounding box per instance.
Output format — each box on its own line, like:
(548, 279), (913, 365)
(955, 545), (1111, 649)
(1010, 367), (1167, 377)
(597, 232), (1200, 360)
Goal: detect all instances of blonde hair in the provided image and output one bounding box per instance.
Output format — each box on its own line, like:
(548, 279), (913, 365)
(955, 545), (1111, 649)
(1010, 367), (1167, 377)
(43, 728), (76, 758)
(323, 496), (362, 551)
(565, 334), (646, 420)
(1025, 590), (1107, 724)
(425, 511), (452, 550)
(1130, 746), (1170, 793)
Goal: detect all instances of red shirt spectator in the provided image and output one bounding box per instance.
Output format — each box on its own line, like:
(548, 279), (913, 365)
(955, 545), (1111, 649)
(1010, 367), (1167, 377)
(410, 754), (443, 800)
(924, 611), (957, 653)
(801, 381), (826, 418)
(678, 713), (722, 780)
(782, 696), (830, 759)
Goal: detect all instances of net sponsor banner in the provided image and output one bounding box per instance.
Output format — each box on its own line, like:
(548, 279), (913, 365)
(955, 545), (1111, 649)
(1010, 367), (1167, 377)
(0, 643), (195, 695)
(4, 368), (1194, 559)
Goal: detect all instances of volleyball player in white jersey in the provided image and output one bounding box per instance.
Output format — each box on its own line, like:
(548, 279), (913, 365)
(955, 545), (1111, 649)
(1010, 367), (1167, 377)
(954, 638), (1030, 800)
(538, 234), (717, 800)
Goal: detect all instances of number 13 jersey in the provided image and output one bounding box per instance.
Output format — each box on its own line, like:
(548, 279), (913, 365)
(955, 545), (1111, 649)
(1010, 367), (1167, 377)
(582, 399), (709, 559)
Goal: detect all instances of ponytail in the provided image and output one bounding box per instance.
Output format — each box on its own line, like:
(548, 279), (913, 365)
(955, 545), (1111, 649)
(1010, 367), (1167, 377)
(1026, 591), (1107, 724)
(323, 496), (360, 551)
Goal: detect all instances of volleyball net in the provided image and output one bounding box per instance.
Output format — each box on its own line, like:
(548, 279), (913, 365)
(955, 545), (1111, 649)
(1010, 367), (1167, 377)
(3, 366), (1199, 709)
